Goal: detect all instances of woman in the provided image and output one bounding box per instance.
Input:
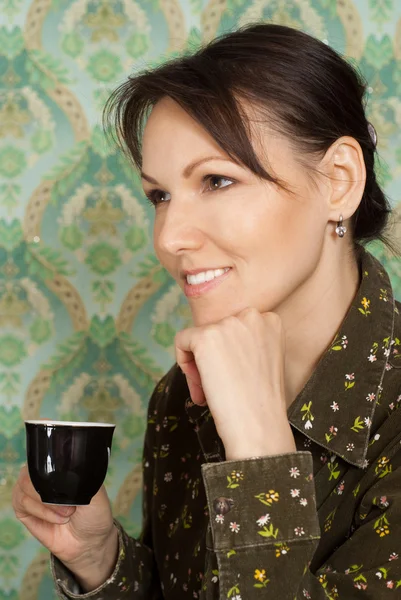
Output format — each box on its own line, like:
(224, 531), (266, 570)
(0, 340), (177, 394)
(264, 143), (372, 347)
(13, 23), (401, 599)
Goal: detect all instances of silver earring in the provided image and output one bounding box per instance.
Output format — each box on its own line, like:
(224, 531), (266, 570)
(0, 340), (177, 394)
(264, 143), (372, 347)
(335, 215), (347, 238)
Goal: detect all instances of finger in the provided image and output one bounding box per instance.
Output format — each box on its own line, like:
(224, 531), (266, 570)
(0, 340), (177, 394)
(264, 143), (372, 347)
(175, 330), (207, 405)
(16, 467), (75, 518)
(13, 481), (73, 524)
(175, 329), (200, 369)
(18, 465), (42, 502)
(18, 513), (62, 551)
(175, 329), (203, 386)
(186, 375), (207, 407)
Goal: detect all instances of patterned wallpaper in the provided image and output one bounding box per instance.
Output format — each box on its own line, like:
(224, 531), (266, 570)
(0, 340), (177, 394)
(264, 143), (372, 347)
(1, 0), (401, 598)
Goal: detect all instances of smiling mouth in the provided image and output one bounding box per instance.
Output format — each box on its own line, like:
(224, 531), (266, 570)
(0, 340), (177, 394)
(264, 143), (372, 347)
(185, 267), (231, 286)
(183, 267), (232, 298)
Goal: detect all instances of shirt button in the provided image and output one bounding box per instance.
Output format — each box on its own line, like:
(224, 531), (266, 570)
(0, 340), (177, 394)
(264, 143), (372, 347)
(213, 497), (234, 515)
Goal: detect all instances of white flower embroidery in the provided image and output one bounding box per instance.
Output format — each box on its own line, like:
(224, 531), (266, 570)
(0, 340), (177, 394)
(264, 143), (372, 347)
(294, 527), (305, 536)
(346, 443), (354, 452)
(364, 417), (372, 427)
(229, 522), (240, 533)
(304, 419), (313, 430)
(330, 402), (339, 412)
(345, 373), (355, 380)
(289, 467), (300, 478)
(366, 393), (376, 402)
(368, 354), (377, 362)
(299, 498), (308, 506)
(164, 472), (173, 482)
(256, 514), (270, 527)
(215, 514), (224, 524)
(290, 489), (300, 498)
(389, 553), (399, 561)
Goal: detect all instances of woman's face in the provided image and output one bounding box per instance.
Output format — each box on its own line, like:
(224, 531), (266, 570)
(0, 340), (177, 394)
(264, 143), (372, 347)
(141, 97), (334, 326)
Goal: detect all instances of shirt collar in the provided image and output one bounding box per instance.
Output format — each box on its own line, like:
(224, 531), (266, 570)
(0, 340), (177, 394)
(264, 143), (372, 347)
(186, 247), (396, 469)
(288, 246), (395, 468)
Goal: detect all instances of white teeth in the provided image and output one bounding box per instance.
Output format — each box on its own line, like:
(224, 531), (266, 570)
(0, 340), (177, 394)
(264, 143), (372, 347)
(186, 268), (229, 285)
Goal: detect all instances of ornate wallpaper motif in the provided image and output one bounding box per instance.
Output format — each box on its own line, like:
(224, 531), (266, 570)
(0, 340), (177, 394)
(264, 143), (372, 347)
(0, 0), (400, 597)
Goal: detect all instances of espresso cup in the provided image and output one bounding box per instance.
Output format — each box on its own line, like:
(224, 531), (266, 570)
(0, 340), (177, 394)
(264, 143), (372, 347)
(25, 420), (115, 506)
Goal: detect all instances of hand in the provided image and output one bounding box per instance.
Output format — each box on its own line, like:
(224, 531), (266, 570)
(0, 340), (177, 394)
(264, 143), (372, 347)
(175, 307), (296, 460)
(12, 466), (118, 591)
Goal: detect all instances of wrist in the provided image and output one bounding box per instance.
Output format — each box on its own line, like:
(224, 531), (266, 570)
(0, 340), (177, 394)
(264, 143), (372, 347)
(225, 423), (297, 460)
(63, 525), (119, 592)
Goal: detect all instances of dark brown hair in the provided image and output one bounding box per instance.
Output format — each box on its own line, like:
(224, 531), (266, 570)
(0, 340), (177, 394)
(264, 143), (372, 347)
(103, 23), (392, 246)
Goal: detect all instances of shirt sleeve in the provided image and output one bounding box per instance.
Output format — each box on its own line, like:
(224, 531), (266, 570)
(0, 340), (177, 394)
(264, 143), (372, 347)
(52, 378), (165, 600)
(201, 449), (401, 599)
(201, 451), (320, 598)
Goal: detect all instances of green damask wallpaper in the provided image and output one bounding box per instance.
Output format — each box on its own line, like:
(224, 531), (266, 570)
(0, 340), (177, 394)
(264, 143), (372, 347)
(1, 0), (401, 598)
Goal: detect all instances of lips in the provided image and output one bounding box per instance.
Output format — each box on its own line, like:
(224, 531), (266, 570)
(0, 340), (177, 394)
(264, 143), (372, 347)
(183, 267), (232, 298)
(185, 267), (231, 286)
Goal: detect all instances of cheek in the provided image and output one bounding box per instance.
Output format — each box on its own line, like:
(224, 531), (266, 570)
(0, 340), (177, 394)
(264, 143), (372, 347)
(152, 219), (166, 264)
(241, 191), (328, 283)
(234, 189), (321, 251)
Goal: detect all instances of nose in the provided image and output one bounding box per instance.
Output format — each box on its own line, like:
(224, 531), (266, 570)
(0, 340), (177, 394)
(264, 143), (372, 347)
(155, 199), (206, 256)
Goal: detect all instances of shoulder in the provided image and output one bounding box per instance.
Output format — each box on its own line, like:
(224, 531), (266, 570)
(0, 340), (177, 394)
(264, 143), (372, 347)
(390, 299), (401, 363)
(147, 363), (189, 417)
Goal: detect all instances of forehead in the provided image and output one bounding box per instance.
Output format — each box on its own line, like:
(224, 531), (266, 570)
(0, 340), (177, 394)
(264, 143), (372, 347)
(142, 98), (230, 173)
(142, 96), (298, 176)
(143, 98), (224, 148)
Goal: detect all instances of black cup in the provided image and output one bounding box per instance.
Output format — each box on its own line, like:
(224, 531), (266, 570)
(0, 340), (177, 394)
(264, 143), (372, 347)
(25, 420), (115, 505)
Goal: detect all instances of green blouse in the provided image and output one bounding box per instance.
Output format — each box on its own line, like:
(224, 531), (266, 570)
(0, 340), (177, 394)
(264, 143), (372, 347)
(53, 247), (401, 599)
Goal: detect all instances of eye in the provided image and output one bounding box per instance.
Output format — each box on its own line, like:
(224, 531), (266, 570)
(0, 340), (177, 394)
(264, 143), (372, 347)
(144, 189), (171, 206)
(205, 175), (235, 191)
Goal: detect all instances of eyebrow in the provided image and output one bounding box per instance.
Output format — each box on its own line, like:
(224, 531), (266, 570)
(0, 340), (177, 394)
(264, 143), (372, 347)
(141, 156), (235, 185)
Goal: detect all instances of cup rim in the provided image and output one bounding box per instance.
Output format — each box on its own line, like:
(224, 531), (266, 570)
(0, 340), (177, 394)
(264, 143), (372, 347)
(25, 420), (115, 428)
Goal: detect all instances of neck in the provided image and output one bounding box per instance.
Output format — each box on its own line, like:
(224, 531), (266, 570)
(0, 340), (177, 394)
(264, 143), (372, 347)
(278, 241), (361, 408)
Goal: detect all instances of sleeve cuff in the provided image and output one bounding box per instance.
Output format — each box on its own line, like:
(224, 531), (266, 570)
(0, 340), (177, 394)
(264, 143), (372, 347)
(52, 520), (132, 599)
(201, 452), (320, 551)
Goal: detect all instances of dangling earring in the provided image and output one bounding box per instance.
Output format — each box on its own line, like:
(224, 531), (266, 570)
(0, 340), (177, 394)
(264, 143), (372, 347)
(335, 215), (347, 238)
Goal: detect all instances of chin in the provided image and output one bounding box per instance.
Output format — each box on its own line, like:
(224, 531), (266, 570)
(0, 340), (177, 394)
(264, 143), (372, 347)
(190, 300), (249, 327)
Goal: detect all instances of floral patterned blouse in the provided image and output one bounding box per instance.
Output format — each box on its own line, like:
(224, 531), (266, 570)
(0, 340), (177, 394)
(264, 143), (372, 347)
(53, 247), (401, 599)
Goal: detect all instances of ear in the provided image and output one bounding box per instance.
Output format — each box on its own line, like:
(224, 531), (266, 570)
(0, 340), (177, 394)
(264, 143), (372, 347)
(320, 136), (366, 223)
